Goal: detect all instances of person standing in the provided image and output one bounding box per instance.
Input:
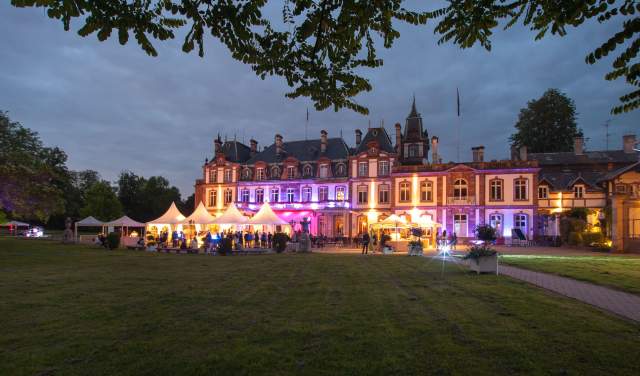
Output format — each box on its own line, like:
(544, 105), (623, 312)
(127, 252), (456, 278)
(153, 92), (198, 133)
(361, 232), (370, 254)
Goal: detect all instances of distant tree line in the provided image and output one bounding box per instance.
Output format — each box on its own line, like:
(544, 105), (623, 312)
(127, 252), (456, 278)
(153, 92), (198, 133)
(0, 111), (193, 228)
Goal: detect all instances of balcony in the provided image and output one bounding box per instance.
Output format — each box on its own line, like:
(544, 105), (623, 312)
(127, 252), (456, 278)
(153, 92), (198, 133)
(447, 196), (476, 205)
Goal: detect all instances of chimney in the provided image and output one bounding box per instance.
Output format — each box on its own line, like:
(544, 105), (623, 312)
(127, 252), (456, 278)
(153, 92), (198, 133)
(394, 123), (402, 151)
(355, 129), (362, 145)
(573, 136), (584, 155)
(250, 139), (258, 156)
(472, 146), (485, 162)
(214, 136), (223, 154)
(510, 145), (518, 161)
(320, 130), (328, 153)
(519, 145), (528, 161)
(623, 134), (637, 153)
(431, 136), (439, 163)
(275, 134), (284, 155)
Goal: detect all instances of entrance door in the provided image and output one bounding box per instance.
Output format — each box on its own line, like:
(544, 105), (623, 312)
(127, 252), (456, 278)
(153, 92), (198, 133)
(334, 216), (344, 237)
(489, 213), (503, 237)
(454, 214), (468, 237)
(357, 215), (368, 235)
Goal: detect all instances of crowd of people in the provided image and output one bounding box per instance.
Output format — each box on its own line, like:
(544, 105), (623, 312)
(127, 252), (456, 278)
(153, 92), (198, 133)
(147, 229), (277, 254)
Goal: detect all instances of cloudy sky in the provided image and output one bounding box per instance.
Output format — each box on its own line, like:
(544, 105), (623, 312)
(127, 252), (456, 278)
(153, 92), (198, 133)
(2, 2), (638, 196)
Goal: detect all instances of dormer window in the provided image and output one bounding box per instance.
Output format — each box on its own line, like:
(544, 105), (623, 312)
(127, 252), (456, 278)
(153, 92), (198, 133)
(287, 166), (296, 179)
(242, 168), (252, 180)
(303, 164), (312, 177)
(538, 186), (549, 199)
(336, 163), (346, 176)
(256, 168), (265, 180)
(319, 164), (329, 178)
(573, 184), (584, 198)
(408, 144), (419, 158)
(369, 146), (377, 155)
(271, 166), (280, 179)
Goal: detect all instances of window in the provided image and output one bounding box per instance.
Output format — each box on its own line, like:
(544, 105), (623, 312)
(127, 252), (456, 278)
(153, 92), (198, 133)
(256, 168), (265, 180)
(208, 190), (217, 207)
(336, 186), (346, 201)
(287, 166), (296, 179)
(538, 186), (548, 199)
(302, 186), (312, 202)
(303, 165), (312, 177)
(240, 189), (249, 203)
(271, 166), (280, 179)
(490, 179), (503, 201)
(408, 144), (419, 158)
(453, 214), (468, 237)
(358, 161), (368, 177)
(208, 169), (217, 183)
(378, 184), (390, 204)
(357, 185), (368, 204)
(270, 188), (279, 203)
(286, 188), (295, 202)
(319, 164), (329, 178)
(453, 179), (468, 199)
(573, 185), (584, 198)
(255, 189), (264, 203)
(514, 213), (527, 230)
(378, 160), (389, 176)
(242, 168), (252, 180)
(420, 181), (433, 202)
(318, 186), (329, 201)
(399, 181), (411, 202)
(336, 163), (346, 176)
(224, 188), (233, 204)
(489, 213), (503, 236)
(224, 169), (232, 183)
(514, 178), (528, 200)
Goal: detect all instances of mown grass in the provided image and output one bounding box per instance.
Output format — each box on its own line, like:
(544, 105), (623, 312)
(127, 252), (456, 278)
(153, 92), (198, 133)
(1, 238), (639, 375)
(500, 254), (640, 295)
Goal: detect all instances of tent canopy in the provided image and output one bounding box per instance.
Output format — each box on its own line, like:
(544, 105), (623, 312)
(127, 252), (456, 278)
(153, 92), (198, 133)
(247, 202), (288, 225)
(0, 220), (30, 227)
(213, 203), (248, 225)
(147, 202), (186, 225)
(106, 215), (146, 227)
(75, 216), (105, 227)
(183, 202), (216, 224)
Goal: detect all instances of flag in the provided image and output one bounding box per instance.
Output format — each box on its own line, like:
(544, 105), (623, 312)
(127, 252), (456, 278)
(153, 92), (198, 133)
(456, 88), (460, 117)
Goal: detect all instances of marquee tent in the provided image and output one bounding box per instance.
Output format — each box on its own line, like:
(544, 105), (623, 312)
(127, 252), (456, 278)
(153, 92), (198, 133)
(247, 202), (288, 225)
(0, 220), (30, 227)
(147, 202), (186, 224)
(212, 203), (248, 225)
(106, 215), (146, 228)
(74, 216), (106, 241)
(182, 202), (216, 224)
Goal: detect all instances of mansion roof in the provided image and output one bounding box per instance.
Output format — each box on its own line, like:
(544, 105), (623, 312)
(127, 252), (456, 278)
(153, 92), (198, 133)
(219, 141), (252, 163)
(529, 150), (638, 166)
(246, 137), (350, 164)
(354, 127), (395, 155)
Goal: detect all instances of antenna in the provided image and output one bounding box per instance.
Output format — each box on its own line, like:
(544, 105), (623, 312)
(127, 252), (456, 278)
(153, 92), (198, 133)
(604, 119), (611, 150)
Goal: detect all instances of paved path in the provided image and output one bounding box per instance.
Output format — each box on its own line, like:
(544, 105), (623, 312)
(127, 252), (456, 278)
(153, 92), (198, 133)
(499, 265), (640, 322)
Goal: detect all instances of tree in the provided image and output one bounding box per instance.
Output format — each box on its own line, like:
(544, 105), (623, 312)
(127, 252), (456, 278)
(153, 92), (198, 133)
(80, 181), (123, 222)
(510, 89), (582, 153)
(0, 111), (65, 221)
(11, 1), (639, 114)
(116, 171), (183, 222)
(178, 193), (195, 216)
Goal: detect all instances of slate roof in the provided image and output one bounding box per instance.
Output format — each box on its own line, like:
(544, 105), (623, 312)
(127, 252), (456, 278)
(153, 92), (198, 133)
(220, 141), (252, 163)
(539, 171), (603, 192)
(354, 127), (395, 155)
(245, 137), (349, 164)
(529, 150), (638, 166)
(597, 161), (640, 183)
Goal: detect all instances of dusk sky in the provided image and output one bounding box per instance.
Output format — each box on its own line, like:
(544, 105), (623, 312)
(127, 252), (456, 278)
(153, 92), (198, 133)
(2, 2), (638, 196)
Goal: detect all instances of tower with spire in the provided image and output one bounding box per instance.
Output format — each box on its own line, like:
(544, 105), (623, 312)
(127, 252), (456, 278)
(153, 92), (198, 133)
(398, 95), (430, 165)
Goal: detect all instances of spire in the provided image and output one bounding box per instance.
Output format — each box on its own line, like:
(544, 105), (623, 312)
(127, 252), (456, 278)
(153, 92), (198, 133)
(409, 94), (418, 118)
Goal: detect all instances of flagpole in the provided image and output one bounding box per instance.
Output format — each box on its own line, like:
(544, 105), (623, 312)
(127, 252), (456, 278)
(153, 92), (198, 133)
(305, 108), (309, 141)
(457, 88), (461, 163)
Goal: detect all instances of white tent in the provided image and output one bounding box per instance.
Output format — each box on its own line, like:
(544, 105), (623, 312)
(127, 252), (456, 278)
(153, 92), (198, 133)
(0, 220), (30, 227)
(213, 203), (248, 225)
(74, 216), (106, 242)
(182, 202), (216, 224)
(247, 202), (288, 225)
(147, 202), (186, 224)
(106, 215), (146, 228)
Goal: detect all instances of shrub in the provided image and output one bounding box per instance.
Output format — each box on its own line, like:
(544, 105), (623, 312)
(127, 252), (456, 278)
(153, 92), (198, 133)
(106, 232), (120, 250)
(567, 208), (590, 221)
(272, 232), (290, 253)
(560, 217), (587, 242)
(475, 224), (497, 242)
(582, 232), (605, 247)
(463, 244), (497, 260)
(567, 232), (583, 246)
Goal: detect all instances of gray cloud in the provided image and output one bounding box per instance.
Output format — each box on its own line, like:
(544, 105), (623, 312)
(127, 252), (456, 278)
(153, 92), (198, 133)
(1, 3), (638, 195)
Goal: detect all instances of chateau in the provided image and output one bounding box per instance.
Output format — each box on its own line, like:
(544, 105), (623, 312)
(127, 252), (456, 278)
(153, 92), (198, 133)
(195, 100), (639, 252)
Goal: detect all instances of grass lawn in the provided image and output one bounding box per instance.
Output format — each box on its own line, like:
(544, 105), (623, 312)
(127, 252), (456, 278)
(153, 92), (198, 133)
(500, 254), (640, 295)
(1, 239), (639, 375)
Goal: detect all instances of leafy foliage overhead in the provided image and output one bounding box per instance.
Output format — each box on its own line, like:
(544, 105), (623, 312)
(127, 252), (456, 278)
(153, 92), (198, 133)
(510, 89), (582, 153)
(11, 0), (640, 114)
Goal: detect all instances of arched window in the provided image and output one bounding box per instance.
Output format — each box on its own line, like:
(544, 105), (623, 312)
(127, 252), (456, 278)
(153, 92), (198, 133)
(242, 168), (252, 180)
(255, 188), (264, 203)
(336, 163), (346, 176)
(453, 179), (468, 199)
(489, 178), (503, 201)
(303, 164), (312, 177)
(420, 181), (433, 202)
(514, 178), (528, 200)
(319, 164), (329, 178)
(399, 181), (411, 202)
(271, 166), (280, 179)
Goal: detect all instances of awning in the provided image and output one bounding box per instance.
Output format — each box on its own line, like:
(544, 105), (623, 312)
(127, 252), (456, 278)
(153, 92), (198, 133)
(247, 202), (288, 225)
(147, 202), (186, 225)
(213, 203), (248, 225)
